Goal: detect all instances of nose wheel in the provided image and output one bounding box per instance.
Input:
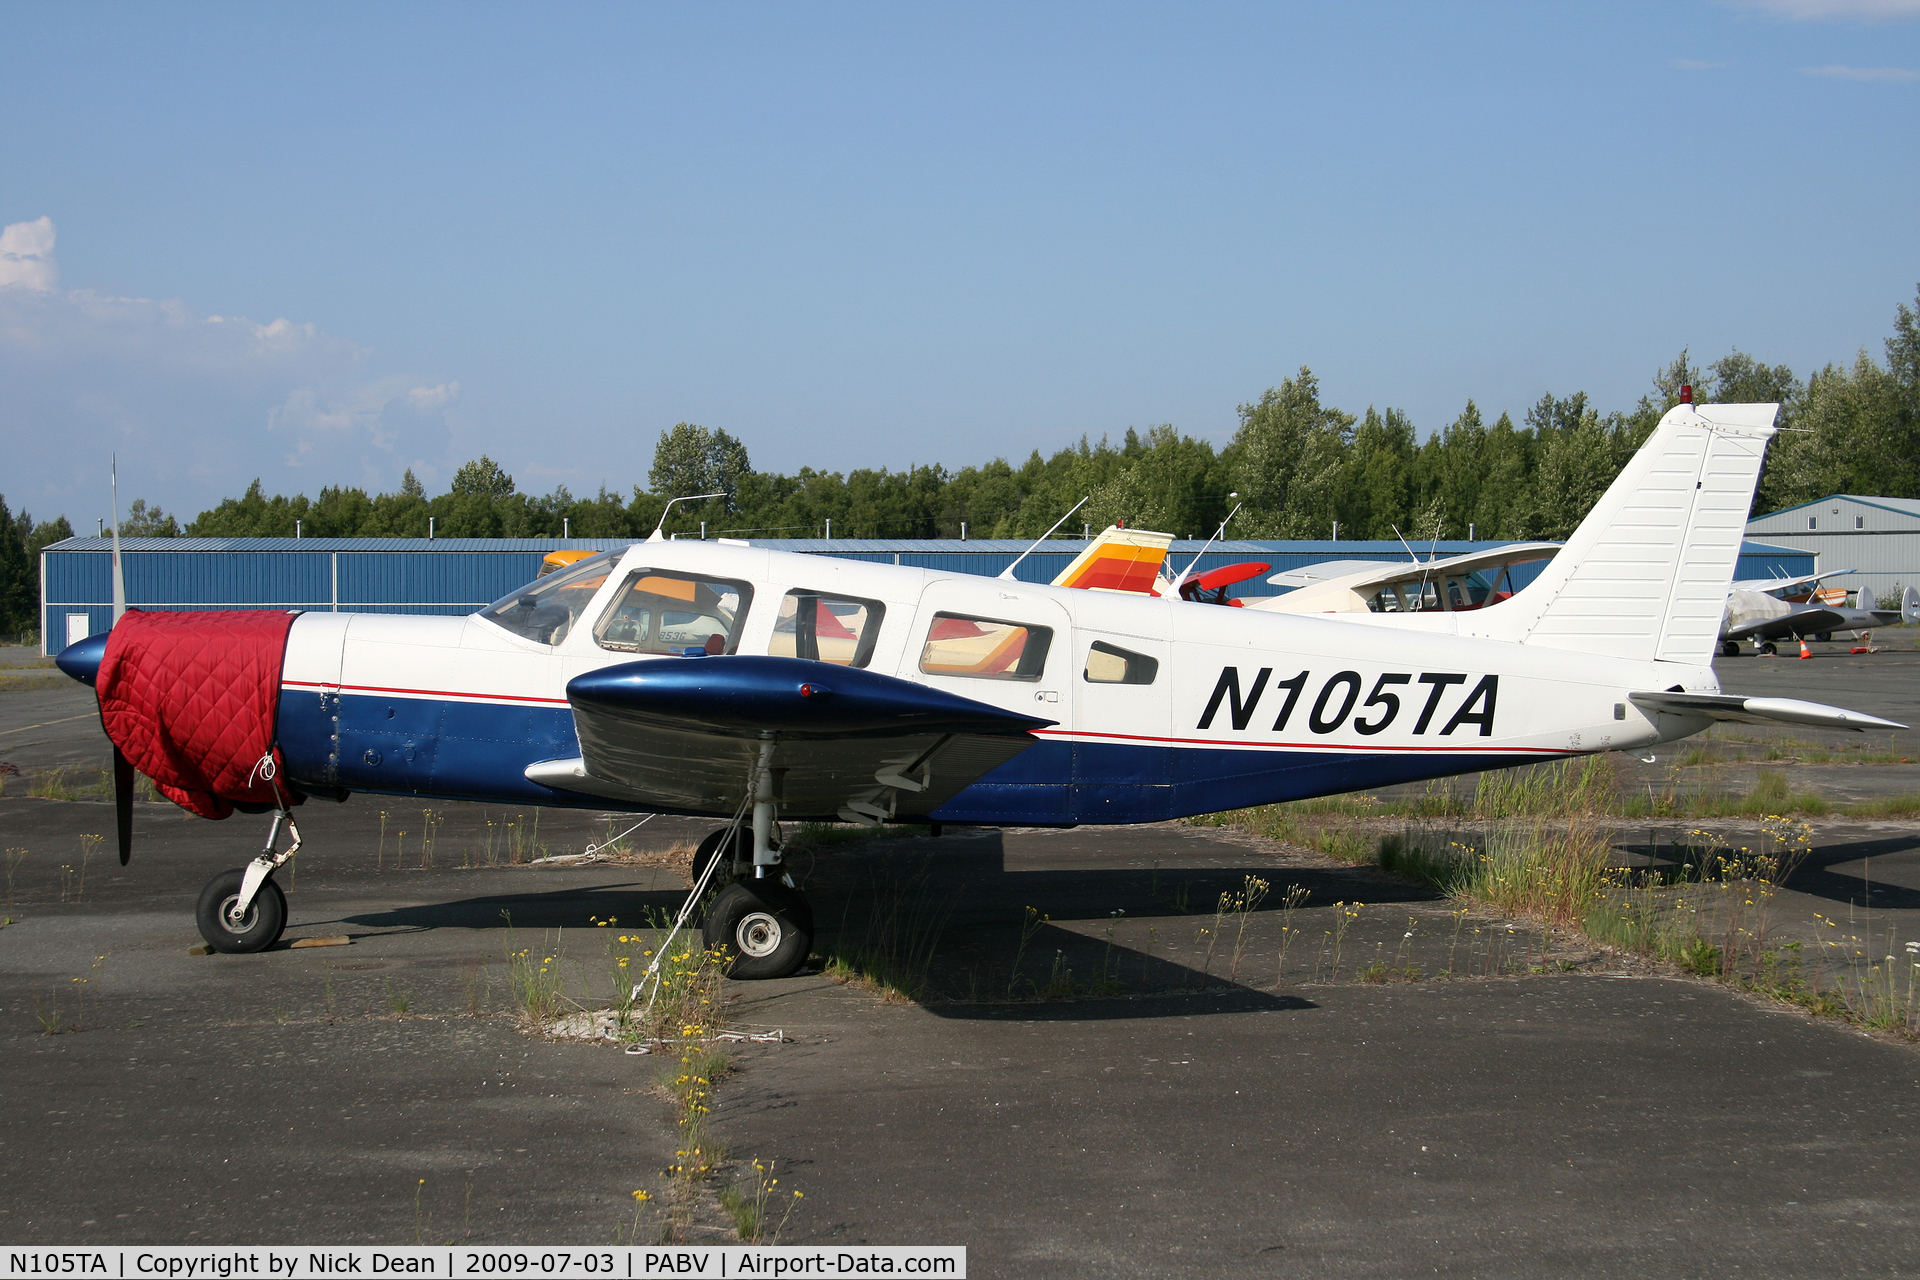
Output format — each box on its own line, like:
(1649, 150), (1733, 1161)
(196, 868), (288, 953)
(194, 807), (302, 954)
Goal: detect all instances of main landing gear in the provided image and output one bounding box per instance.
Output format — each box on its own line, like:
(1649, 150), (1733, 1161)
(195, 809), (301, 954)
(697, 742), (815, 980)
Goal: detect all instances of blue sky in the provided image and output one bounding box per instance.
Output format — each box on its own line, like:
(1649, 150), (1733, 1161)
(3, 0), (1917, 525)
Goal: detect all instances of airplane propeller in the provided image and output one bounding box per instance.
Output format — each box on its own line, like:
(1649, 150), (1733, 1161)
(113, 746), (134, 865)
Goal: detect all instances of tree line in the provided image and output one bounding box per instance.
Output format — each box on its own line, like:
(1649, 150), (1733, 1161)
(3, 286), (1914, 640)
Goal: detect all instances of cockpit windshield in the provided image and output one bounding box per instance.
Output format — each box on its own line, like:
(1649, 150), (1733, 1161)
(478, 550), (623, 645)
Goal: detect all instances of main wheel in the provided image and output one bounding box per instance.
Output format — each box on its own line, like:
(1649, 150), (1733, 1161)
(1721, 640), (1740, 657)
(702, 879), (813, 980)
(690, 827), (750, 890)
(689, 826), (792, 892)
(196, 868), (287, 954)
(1760, 641), (1778, 656)
(1816, 631), (1832, 643)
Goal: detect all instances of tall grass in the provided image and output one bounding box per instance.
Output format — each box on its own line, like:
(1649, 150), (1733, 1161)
(1382, 819), (1612, 924)
(822, 856), (953, 1001)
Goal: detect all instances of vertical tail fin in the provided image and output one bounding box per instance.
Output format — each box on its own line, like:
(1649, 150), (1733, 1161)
(1496, 402), (1779, 665)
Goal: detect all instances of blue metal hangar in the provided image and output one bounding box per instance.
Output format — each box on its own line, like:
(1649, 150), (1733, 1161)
(37, 535), (1817, 656)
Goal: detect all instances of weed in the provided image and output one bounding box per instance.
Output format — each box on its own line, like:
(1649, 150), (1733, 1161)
(1273, 884), (1309, 986)
(1328, 901), (1360, 980)
(502, 914), (567, 1024)
(1007, 906), (1047, 998)
(506, 811), (545, 864)
(73, 834), (101, 902)
(1225, 875), (1269, 982)
(385, 978), (412, 1016)
(461, 959), (487, 1015)
(718, 1159), (803, 1242)
(5, 847), (24, 907)
(29, 767), (77, 801)
(33, 989), (63, 1035)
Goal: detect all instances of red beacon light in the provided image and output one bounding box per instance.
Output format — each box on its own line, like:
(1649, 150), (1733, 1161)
(1680, 384), (1692, 404)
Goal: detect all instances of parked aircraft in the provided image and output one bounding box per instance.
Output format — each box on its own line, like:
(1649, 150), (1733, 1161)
(1248, 543), (1563, 617)
(1720, 578), (1919, 655)
(57, 399), (1900, 976)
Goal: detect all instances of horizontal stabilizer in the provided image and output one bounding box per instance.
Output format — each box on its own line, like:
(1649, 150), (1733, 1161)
(1629, 691), (1905, 732)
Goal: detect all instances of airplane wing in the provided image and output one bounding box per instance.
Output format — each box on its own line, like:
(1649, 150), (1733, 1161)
(525, 656), (1054, 823)
(1050, 525), (1175, 594)
(1263, 543), (1562, 592)
(1724, 606), (1850, 642)
(1630, 691), (1904, 732)
(1728, 568), (1854, 593)
(1262, 559), (1404, 590)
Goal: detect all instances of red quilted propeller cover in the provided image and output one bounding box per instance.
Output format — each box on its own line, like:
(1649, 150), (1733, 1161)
(97, 609), (304, 820)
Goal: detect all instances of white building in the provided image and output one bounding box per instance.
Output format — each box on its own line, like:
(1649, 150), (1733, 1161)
(1744, 495), (1920, 606)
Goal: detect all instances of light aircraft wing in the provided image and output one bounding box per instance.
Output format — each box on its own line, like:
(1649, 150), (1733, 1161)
(1725, 606), (1851, 642)
(1263, 543), (1562, 593)
(525, 656), (1053, 823)
(1729, 568), (1853, 593)
(1049, 525), (1175, 594)
(1630, 691), (1904, 732)
(1262, 559), (1405, 590)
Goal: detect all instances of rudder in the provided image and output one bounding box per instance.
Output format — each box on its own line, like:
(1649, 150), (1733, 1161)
(1493, 402), (1779, 665)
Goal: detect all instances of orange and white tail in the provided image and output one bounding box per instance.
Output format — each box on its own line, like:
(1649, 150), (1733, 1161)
(1050, 525), (1175, 594)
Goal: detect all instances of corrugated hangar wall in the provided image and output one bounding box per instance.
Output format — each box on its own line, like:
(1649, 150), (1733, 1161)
(38, 535), (1816, 655)
(1744, 495), (1920, 606)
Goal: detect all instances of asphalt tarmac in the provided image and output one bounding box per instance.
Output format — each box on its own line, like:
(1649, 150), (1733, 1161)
(4, 645), (1920, 1275)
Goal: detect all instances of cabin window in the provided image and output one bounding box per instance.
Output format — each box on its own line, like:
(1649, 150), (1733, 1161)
(1084, 640), (1158, 685)
(918, 613), (1053, 681)
(770, 590), (885, 667)
(479, 550), (622, 645)
(1808, 516), (1817, 530)
(592, 570), (752, 656)
(1857, 515), (1865, 529)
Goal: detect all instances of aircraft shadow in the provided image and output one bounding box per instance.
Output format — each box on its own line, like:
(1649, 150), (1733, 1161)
(1613, 833), (1920, 911)
(318, 880), (687, 933)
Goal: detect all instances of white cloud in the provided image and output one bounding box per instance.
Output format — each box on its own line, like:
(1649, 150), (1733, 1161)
(1726, 0), (1920, 18)
(1802, 62), (1920, 78)
(0, 217), (460, 517)
(406, 381), (460, 410)
(0, 216), (58, 291)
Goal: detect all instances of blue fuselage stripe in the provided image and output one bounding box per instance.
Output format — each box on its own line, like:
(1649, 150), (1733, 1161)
(275, 689), (1542, 824)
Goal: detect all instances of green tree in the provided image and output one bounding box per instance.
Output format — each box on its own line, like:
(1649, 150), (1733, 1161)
(119, 499), (180, 537)
(450, 456), (515, 499)
(1230, 367), (1357, 538)
(0, 496), (34, 633)
(649, 423), (753, 508)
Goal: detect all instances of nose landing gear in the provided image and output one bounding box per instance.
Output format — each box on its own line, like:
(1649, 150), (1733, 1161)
(195, 808), (301, 954)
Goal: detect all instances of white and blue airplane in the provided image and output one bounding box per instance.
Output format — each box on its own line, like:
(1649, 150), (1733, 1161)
(56, 399), (1900, 976)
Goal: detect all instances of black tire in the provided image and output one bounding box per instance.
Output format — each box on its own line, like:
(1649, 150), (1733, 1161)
(1816, 631), (1832, 643)
(690, 827), (749, 890)
(1721, 641), (1740, 658)
(702, 879), (813, 980)
(690, 826), (790, 892)
(1761, 642), (1778, 656)
(195, 868), (287, 954)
